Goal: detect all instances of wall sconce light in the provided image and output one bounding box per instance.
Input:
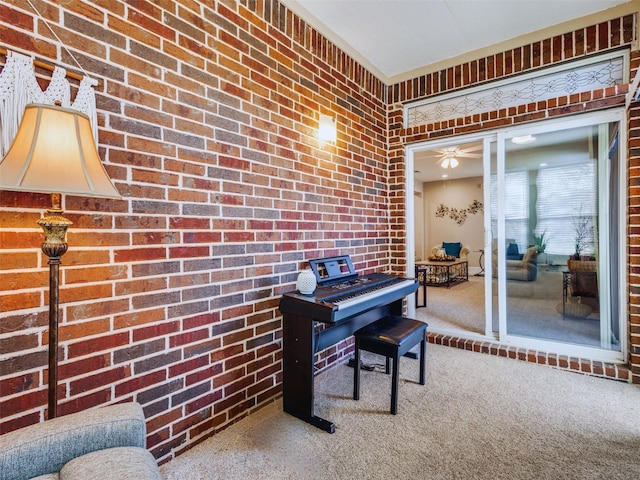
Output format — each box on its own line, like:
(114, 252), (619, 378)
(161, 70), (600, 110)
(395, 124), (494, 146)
(318, 114), (336, 142)
(0, 103), (121, 418)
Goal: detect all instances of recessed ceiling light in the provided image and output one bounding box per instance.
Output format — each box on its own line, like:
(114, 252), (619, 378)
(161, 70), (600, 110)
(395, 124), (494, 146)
(539, 162), (548, 167)
(442, 174), (448, 178)
(511, 135), (536, 144)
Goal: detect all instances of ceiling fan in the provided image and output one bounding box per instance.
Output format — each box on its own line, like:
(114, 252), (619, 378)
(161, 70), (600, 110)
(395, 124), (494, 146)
(429, 144), (483, 169)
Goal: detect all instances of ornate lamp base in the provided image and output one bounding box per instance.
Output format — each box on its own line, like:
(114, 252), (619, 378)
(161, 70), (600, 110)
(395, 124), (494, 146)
(38, 193), (72, 419)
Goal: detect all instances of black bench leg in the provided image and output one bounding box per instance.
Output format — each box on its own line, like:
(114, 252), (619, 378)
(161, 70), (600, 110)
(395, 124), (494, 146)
(353, 339), (361, 401)
(390, 352), (399, 415)
(419, 338), (426, 385)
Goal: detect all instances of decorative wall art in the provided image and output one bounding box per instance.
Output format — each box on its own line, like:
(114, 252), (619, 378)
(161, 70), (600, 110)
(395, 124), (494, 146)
(435, 199), (483, 225)
(405, 51), (624, 128)
(0, 50), (98, 157)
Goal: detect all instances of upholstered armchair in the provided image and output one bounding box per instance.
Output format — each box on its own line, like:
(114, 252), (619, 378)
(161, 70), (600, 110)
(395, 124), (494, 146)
(0, 402), (161, 480)
(492, 245), (538, 281)
(431, 242), (470, 259)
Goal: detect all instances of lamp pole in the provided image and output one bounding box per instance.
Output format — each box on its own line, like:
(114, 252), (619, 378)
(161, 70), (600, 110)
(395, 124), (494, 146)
(37, 193), (72, 419)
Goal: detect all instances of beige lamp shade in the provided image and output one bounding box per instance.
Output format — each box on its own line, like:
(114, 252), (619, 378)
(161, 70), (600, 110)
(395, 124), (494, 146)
(0, 103), (121, 198)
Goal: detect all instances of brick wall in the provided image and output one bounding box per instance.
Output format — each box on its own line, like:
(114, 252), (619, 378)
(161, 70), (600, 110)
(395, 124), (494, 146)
(1, 0), (639, 467)
(387, 14), (640, 384)
(0, 0), (390, 462)
(628, 100), (640, 383)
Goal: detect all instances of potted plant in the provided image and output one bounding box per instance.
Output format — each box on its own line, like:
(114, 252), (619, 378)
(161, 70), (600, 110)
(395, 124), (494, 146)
(568, 213), (596, 271)
(533, 229), (549, 254)
(532, 229), (549, 264)
(571, 211), (593, 261)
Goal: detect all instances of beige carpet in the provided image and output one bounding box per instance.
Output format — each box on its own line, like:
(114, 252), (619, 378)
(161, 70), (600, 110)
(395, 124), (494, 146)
(414, 275), (485, 334)
(415, 275), (608, 347)
(160, 345), (640, 479)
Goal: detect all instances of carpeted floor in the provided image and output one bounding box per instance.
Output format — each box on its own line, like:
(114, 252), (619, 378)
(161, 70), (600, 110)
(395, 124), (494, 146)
(414, 275), (611, 348)
(160, 344), (640, 479)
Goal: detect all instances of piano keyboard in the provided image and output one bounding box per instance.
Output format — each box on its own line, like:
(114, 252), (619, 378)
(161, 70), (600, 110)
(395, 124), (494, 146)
(329, 278), (416, 310)
(280, 261), (418, 324)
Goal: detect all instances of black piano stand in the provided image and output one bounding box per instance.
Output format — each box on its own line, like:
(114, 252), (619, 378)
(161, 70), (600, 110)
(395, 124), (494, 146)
(282, 311), (336, 433)
(282, 305), (401, 433)
(295, 413), (335, 434)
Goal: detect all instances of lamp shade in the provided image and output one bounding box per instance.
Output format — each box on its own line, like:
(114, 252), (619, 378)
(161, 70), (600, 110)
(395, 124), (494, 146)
(0, 103), (121, 198)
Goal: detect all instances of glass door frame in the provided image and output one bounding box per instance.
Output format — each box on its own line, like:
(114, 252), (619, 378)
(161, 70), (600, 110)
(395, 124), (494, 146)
(493, 109), (626, 363)
(406, 107), (627, 364)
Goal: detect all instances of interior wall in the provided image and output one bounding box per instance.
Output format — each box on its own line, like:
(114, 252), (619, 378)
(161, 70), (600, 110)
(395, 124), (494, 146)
(424, 177), (483, 268)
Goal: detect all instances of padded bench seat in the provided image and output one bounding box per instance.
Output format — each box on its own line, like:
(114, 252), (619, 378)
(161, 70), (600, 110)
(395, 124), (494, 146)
(353, 315), (427, 414)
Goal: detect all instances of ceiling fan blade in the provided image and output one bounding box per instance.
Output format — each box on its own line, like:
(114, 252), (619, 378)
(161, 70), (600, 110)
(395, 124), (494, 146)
(458, 144), (483, 153)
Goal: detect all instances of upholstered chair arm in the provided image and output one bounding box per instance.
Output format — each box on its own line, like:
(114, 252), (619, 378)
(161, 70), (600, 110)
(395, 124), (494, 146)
(0, 402), (147, 480)
(521, 246), (538, 263)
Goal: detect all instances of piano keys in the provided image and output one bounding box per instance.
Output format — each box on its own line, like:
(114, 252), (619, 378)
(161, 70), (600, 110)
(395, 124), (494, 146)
(279, 255), (418, 432)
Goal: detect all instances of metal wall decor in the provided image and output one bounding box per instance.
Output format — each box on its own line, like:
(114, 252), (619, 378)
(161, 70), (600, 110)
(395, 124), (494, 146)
(435, 199), (483, 225)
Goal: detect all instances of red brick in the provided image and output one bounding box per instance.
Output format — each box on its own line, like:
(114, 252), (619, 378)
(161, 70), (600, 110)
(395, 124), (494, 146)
(115, 370), (167, 397)
(68, 332), (130, 359)
(70, 365), (130, 395)
(0, 372), (39, 397)
(0, 389), (46, 418)
(0, 411), (41, 435)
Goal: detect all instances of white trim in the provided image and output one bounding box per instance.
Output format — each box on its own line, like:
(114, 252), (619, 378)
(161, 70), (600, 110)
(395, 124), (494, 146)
(482, 137), (494, 337)
(496, 132), (507, 340)
(405, 144), (416, 319)
(617, 114), (628, 359)
(598, 122), (612, 350)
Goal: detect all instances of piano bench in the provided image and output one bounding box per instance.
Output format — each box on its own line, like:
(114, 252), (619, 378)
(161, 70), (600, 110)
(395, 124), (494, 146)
(353, 315), (427, 415)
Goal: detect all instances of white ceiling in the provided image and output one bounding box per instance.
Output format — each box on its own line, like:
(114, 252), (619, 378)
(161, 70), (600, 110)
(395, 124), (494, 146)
(283, 0), (629, 83)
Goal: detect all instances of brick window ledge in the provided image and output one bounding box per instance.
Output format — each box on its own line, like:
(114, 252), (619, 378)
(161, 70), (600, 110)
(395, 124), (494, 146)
(427, 332), (633, 383)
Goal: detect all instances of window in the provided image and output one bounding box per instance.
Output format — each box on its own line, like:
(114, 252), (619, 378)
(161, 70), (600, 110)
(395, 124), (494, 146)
(536, 162), (597, 256)
(490, 170), (529, 248)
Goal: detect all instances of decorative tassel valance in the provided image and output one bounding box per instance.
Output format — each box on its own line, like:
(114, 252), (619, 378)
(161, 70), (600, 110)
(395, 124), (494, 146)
(0, 50), (98, 158)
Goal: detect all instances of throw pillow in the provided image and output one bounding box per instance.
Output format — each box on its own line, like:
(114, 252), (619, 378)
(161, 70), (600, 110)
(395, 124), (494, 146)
(506, 242), (523, 260)
(442, 242), (462, 258)
(506, 243), (519, 256)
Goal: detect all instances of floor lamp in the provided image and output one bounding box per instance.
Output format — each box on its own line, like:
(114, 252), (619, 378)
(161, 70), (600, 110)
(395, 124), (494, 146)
(0, 103), (121, 418)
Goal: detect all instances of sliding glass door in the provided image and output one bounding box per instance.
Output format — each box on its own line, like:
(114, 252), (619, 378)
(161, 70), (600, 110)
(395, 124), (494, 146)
(491, 110), (625, 360)
(407, 108), (625, 362)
